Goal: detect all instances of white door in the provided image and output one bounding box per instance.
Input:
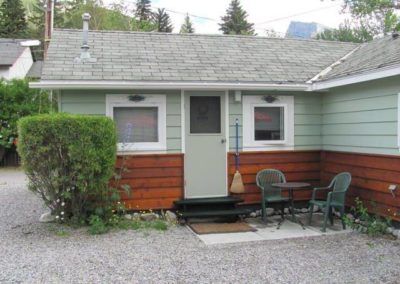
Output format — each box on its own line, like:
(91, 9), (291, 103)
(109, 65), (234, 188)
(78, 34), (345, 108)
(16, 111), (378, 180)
(184, 91), (227, 198)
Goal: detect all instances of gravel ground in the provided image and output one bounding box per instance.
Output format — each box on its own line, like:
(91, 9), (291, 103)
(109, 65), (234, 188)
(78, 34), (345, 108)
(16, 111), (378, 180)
(1, 169), (400, 284)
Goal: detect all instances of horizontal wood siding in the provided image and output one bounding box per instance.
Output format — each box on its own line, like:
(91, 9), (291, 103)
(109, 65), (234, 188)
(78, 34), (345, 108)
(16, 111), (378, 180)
(60, 89), (182, 153)
(116, 154), (184, 210)
(228, 150), (321, 204)
(228, 92), (322, 151)
(321, 151), (400, 221)
(322, 76), (400, 155)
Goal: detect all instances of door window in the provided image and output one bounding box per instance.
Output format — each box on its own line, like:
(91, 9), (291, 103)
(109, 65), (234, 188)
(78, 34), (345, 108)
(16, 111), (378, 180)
(190, 96), (221, 134)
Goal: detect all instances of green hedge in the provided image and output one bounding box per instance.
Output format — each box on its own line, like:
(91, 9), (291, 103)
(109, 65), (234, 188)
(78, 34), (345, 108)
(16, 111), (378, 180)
(18, 113), (117, 223)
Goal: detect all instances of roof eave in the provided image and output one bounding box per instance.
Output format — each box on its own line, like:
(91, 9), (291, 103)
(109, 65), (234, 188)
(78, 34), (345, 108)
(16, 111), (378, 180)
(311, 64), (400, 91)
(29, 80), (310, 91)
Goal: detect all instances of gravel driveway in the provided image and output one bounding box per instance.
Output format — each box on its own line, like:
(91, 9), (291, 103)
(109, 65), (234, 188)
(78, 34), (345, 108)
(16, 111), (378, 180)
(1, 169), (400, 283)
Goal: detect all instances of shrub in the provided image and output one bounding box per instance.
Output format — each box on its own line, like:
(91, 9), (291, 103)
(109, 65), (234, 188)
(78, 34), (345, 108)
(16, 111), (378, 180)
(0, 79), (51, 149)
(344, 198), (391, 237)
(18, 113), (117, 224)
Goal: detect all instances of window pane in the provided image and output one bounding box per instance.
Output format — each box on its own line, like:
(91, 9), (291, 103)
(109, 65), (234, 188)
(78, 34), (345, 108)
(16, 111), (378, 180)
(190, 96), (221, 134)
(114, 107), (158, 143)
(254, 107), (284, 141)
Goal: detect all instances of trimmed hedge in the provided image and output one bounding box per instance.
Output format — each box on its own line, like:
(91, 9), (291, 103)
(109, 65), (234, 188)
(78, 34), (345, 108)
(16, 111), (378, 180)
(18, 113), (117, 222)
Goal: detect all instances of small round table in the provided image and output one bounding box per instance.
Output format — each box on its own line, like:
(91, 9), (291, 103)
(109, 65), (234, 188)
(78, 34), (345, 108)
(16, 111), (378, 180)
(272, 182), (311, 229)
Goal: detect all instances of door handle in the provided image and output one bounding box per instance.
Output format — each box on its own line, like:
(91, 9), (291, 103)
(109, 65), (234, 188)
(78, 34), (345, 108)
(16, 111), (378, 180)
(221, 138), (227, 144)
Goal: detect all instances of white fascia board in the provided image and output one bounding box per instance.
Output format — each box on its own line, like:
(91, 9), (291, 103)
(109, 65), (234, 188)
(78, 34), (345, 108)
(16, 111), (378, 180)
(29, 80), (309, 91)
(311, 65), (400, 91)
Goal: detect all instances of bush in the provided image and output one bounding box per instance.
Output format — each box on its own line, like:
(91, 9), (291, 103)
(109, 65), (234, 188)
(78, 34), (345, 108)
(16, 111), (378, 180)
(0, 79), (51, 149)
(18, 113), (117, 224)
(344, 198), (391, 237)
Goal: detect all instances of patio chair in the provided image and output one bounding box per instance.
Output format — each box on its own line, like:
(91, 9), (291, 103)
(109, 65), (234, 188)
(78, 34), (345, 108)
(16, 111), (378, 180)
(256, 169), (289, 225)
(308, 172), (352, 232)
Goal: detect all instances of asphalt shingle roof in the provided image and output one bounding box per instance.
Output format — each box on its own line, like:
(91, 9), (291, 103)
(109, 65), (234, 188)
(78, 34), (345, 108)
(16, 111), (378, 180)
(321, 34), (400, 80)
(0, 39), (26, 66)
(42, 29), (358, 83)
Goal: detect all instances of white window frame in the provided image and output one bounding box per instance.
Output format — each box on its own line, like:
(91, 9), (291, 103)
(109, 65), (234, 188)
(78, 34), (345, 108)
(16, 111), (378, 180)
(106, 94), (167, 152)
(243, 95), (294, 151)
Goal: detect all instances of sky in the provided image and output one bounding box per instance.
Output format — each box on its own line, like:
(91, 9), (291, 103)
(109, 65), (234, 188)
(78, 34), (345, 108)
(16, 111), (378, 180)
(103, 0), (350, 35)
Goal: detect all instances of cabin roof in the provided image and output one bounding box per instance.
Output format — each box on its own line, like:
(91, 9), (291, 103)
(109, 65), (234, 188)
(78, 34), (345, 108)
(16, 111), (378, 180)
(42, 29), (358, 84)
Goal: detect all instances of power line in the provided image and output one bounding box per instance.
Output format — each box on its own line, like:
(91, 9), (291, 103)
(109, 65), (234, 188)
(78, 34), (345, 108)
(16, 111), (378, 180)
(254, 3), (341, 26)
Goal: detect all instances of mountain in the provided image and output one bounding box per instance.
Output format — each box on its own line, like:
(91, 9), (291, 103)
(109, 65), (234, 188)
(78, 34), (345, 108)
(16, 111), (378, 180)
(286, 21), (327, 39)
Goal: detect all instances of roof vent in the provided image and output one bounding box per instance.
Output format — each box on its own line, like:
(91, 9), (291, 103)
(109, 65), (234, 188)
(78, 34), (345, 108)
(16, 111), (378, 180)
(74, 13), (97, 63)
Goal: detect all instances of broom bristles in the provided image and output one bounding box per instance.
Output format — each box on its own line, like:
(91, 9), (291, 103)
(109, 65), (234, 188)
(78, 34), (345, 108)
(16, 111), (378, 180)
(230, 170), (245, 194)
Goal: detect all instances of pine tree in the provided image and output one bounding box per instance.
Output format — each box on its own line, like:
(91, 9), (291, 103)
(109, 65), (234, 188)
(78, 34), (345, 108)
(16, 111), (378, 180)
(152, 8), (173, 33)
(180, 14), (195, 33)
(219, 0), (254, 35)
(135, 0), (152, 21)
(0, 0), (28, 38)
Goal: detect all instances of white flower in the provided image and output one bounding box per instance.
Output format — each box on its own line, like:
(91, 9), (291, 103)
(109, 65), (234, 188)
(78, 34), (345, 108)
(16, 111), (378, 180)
(61, 211), (64, 215)
(61, 202), (65, 206)
(56, 199), (60, 203)
(61, 218), (64, 221)
(55, 215), (59, 219)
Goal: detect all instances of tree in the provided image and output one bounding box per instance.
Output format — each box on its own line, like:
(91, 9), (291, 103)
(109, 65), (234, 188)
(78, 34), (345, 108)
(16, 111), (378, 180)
(180, 14), (195, 33)
(219, 0), (254, 35)
(134, 0), (152, 21)
(0, 0), (28, 38)
(62, 0), (131, 31)
(316, 20), (373, 43)
(342, 0), (400, 36)
(152, 8), (173, 32)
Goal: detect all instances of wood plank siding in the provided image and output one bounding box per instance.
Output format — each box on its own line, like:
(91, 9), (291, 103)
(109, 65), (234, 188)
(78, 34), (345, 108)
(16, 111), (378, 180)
(116, 150), (400, 222)
(116, 154), (184, 210)
(321, 151), (400, 221)
(228, 151), (321, 204)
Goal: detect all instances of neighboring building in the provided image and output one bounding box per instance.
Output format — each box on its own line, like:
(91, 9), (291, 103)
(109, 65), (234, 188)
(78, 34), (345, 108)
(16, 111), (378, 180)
(286, 21), (327, 39)
(0, 39), (42, 80)
(30, 26), (400, 221)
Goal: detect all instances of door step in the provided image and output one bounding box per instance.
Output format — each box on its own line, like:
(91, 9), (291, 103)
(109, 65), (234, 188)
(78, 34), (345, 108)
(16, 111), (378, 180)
(180, 208), (251, 218)
(174, 196), (249, 220)
(174, 196), (243, 206)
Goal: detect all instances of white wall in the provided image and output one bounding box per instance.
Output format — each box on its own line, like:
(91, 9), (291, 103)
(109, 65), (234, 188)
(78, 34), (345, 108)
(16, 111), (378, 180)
(0, 47), (33, 80)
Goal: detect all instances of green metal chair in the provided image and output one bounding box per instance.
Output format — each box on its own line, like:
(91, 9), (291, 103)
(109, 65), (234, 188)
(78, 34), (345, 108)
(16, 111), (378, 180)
(308, 172), (352, 232)
(256, 169), (289, 226)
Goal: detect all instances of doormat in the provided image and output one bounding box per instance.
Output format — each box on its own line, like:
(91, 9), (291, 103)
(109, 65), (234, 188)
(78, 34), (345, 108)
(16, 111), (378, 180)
(188, 222), (257, 235)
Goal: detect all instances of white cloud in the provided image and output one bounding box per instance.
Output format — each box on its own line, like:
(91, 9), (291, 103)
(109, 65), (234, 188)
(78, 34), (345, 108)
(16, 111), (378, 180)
(104, 0), (349, 35)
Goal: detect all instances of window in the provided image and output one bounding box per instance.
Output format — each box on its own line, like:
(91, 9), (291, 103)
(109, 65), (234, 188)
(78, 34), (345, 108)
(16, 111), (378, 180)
(106, 95), (166, 152)
(114, 107), (158, 143)
(190, 96), (221, 134)
(243, 95), (294, 150)
(254, 106), (284, 141)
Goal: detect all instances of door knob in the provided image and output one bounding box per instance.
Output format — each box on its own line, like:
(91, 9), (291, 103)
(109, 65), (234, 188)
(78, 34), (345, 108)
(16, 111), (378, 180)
(221, 138), (227, 144)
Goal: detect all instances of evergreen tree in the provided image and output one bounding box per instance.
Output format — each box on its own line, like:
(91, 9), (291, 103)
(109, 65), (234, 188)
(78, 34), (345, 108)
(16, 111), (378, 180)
(219, 0), (254, 35)
(0, 0), (28, 38)
(152, 8), (173, 33)
(135, 0), (152, 21)
(180, 14), (195, 33)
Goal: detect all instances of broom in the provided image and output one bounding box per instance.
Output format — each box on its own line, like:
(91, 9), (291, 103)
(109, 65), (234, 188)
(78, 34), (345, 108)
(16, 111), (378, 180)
(230, 118), (245, 194)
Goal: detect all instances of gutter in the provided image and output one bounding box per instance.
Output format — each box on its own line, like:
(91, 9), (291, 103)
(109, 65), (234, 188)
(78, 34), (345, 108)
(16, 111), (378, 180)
(29, 80), (310, 91)
(311, 64), (400, 91)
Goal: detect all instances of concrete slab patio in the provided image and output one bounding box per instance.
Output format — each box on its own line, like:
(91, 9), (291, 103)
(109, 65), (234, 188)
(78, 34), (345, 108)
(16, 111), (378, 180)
(195, 214), (350, 245)
(1, 169), (400, 283)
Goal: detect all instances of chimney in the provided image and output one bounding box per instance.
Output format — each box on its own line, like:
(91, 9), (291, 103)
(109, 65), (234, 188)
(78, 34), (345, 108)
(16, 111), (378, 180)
(74, 13), (96, 63)
(80, 13), (91, 60)
(44, 0), (54, 56)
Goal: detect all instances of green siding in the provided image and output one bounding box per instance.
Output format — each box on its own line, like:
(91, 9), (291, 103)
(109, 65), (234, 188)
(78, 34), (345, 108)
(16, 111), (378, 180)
(322, 76), (400, 155)
(228, 91), (322, 151)
(60, 89), (182, 153)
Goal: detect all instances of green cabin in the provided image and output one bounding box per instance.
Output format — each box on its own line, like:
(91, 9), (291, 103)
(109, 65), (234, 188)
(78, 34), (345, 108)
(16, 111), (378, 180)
(31, 24), (400, 219)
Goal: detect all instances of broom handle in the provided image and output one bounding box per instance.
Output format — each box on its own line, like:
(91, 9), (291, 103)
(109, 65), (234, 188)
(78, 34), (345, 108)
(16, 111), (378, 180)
(235, 118), (239, 171)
